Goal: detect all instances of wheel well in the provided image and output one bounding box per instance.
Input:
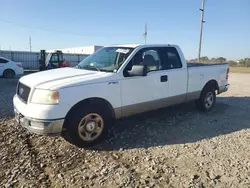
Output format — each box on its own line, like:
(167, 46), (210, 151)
(64, 97), (116, 123)
(202, 80), (219, 93)
(4, 69), (15, 73)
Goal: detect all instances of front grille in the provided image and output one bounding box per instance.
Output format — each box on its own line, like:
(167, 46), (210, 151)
(17, 82), (30, 103)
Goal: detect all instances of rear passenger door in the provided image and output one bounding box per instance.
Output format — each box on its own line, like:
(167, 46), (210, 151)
(160, 47), (187, 104)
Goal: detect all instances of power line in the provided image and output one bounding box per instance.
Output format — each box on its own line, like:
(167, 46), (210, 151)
(0, 19), (96, 37)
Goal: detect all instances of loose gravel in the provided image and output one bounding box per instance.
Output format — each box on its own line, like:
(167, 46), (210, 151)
(0, 78), (17, 118)
(1, 73), (250, 188)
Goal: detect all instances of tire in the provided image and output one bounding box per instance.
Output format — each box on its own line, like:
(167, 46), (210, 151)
(3, 69), (15, 78)
(195, 86), (216, 112)
(62, 101), (113, 148)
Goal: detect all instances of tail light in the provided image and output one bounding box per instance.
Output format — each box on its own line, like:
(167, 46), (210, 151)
(226, 68), (229, 79)
(17, 63), (22, 68)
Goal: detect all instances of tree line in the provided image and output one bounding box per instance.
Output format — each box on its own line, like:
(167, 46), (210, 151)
(188, 57), (250, 67)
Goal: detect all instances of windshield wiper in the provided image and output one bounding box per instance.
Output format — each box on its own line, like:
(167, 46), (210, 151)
(81, 65), (101, 72)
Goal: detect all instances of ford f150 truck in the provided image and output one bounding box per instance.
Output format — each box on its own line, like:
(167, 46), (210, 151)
(13, 44), (229, 147)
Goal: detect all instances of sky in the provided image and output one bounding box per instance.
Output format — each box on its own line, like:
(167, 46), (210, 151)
(0, 0), (249, 60)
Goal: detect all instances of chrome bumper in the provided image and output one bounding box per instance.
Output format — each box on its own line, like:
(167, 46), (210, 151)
(14, 108), (64, 136)
(218, 84), (230, 94)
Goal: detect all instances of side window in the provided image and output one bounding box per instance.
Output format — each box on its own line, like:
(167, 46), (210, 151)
(51, 54), (59, 62)
(0, 58), (8, 63)
(143, 50), (160, 71)
(161, 47), (182, 70)
(123, 48), (161, 77)
(59, 54), (63, 61)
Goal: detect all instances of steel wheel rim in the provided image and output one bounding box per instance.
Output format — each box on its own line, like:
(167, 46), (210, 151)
(204, 92), (214, 109)
(78, 113), (104, 141)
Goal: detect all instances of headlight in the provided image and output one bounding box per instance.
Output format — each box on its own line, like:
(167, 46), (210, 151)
(30, 89), (59, 104)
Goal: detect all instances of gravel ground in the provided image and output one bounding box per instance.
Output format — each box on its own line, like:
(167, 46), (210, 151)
(1, 73), (250, 188)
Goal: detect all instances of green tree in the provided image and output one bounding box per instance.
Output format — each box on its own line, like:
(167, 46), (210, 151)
(228, 60), (237, 67)
(216, 57), (227, 62)
(200, 56), (209, 62)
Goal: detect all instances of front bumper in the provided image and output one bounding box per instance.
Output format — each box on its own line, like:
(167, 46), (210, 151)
(14, 108), (64, 136)
(218, 84), (230, 94)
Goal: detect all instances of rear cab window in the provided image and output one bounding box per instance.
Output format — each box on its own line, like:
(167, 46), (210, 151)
(160, 47), (182, 70)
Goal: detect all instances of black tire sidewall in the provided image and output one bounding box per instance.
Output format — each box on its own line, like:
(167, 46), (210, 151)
(63, 103), (112, 148)
(3, 69), (15, 78)
(200, 87), (216, 111)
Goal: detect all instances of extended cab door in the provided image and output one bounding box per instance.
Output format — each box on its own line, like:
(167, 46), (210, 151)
(160, 47), (188, 104)
(120, 47), (170, 117)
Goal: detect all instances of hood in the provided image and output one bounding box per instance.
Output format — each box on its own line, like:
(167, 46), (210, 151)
(19, 68), (110, 89)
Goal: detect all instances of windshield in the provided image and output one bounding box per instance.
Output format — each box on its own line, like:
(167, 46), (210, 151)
(45, 53), (52, 65)
(77, 47), (134, 72)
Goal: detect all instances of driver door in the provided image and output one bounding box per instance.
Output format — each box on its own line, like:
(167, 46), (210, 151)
(120, 47), (169, 117)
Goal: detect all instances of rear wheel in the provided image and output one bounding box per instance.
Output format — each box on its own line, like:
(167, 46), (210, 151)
(3, 69), (15, 78)
(195, 86), (216, 112)
(62, 102), (113, 148)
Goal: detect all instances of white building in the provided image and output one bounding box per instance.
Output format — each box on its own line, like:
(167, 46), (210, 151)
(48, 45), (103, 54)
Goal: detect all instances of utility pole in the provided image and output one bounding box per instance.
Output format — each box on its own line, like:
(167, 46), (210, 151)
(198, 0), (205, 62)
(143, 24), (148, 44)
(29, 36), (32, 52)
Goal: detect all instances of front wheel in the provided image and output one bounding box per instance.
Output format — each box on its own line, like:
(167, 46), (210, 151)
(195, 87), (216, 112)
(62, 104), (112, 148)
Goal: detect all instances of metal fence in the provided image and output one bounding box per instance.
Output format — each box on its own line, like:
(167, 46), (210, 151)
(0, 50), (89, 70)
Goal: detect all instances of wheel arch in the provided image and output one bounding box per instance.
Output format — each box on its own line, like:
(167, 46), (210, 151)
(64, 97), (116, 125)
(201, 79), (219, 95)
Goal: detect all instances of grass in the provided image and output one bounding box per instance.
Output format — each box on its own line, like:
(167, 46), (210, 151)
(229, 67), (250, 73)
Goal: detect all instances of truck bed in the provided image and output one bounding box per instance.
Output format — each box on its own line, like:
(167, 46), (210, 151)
(187, 62), (228, 67)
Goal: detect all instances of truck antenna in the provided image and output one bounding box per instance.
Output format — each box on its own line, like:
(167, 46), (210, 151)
(198, 0), (206, 62)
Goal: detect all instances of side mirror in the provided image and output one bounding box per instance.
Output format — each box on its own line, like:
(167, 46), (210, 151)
(128, 65), (147, 77)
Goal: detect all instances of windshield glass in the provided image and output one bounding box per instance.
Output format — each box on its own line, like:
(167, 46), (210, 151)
(45, 53), (52, 65)
(77, 47), (134, 72)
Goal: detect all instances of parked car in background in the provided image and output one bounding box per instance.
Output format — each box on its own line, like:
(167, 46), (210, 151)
(0, 57), (24, 78)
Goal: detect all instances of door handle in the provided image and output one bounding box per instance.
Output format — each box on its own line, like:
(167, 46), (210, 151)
(108, 81), (119, 85)
(161, 75), (168, 82)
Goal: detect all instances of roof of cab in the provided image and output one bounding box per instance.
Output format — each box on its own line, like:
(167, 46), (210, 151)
(105, 44), (177, 48)
(108, 44), (141, 48)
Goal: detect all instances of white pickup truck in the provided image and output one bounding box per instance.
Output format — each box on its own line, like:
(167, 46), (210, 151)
(13, 44), (229, 147)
